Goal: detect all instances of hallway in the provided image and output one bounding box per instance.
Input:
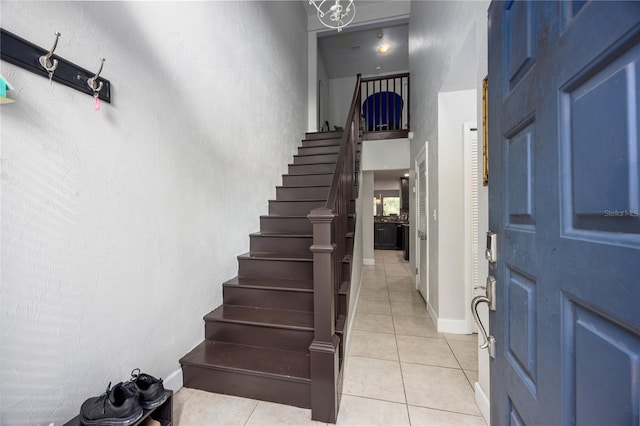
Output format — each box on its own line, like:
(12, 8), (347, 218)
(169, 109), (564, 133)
(173, 250), (485, 425)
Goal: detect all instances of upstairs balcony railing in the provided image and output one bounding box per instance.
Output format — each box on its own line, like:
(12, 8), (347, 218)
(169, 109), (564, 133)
(360, 73), (410, 140)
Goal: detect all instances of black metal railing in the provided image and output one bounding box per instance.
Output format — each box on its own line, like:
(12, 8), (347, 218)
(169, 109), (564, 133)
(361, 73), (410, 139)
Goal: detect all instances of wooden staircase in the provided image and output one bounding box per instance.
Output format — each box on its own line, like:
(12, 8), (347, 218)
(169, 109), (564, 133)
(180, 131), (357, 417)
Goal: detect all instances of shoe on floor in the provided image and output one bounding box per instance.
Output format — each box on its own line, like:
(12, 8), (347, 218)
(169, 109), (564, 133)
(80, 382), (143, 426)
(125, 368), (167, 409)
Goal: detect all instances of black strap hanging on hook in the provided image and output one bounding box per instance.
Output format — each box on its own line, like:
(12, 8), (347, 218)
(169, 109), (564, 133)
(0, 28), (111, 103)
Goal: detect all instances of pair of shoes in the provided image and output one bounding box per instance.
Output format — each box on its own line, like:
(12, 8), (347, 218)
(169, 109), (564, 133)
(124, 368), (168, 409)
(79, 382), (143, 426)
(79, 369), (167, 425)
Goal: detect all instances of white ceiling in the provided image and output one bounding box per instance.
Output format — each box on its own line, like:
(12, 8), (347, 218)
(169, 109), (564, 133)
(374, 169), (409, 180)
(307, 0), (409, 80)
(318, 20), (409, 79)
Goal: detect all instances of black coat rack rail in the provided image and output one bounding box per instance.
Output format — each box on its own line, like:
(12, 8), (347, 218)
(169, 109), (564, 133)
(0, 28), (111, 103)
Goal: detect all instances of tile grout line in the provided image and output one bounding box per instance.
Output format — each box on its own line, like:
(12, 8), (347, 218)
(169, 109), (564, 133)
(381, 251), (414, 426)
(242, 400), (260, 426)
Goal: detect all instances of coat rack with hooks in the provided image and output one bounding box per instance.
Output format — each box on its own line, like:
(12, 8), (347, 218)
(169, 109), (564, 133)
(0, 28), (111, 103)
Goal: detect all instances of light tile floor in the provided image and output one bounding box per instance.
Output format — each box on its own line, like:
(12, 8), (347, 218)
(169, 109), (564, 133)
(173, 250), (486, 425)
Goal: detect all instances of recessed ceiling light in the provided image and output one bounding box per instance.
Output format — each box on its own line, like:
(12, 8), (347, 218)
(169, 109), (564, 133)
(404, 173), (410, 177)
(375, 66), (381, 71)
(377, 43), (390, 54)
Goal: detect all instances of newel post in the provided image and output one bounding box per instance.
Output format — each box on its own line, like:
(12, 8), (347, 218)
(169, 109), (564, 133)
(307, 207), (340, 423)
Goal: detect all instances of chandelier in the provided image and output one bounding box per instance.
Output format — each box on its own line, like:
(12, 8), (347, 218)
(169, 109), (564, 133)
(309, 0), (356, 32)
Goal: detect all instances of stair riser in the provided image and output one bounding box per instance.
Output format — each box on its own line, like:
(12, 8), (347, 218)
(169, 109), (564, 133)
(269, 200), (326, 216)
(260, 217), (312, 234)
(182, 365), (311, 409)
(297, 145), (340, 156)
(288, 163), (336, 175)
(293, 154), (338, 165)
(239, 258), (313, 281)
(339, 294), (347, 318)
(250, 235), (312, 256)
(301, 140), (341, 149)
(276, 186), (329, 201)
(342, 261), (352, 284)
(205, 321), (313, 352)
(223, 286), (314, 311)
(282, 174), (333, 187)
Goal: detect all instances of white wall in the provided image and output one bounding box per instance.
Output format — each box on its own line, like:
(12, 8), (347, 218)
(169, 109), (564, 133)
(437, 89), (476, 325)
(328, 76), (357, 129)
(346, 171), (364, 344)
(361, 139), (410, 171)
(408, 1), (490, 422)
(0, 2), (308, 424)
(362, 171), (376, 264)
(317, 51), (330, 130)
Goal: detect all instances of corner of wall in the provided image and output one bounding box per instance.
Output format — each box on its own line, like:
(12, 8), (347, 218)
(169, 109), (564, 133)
(163, 368), (184, 394)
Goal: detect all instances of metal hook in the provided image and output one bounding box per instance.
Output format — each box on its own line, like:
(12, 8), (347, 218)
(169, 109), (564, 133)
(39, 31), (61, 72)
(87, 57), (105, 94)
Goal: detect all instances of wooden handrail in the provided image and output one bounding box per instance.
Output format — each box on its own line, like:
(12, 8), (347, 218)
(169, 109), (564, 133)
(308, 75), (362, 423)
(361, 71), (409, 82)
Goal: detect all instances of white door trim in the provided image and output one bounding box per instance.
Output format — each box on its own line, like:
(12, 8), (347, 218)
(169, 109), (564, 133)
(415, 142), (429, 302)
(463, 123), (480, 333)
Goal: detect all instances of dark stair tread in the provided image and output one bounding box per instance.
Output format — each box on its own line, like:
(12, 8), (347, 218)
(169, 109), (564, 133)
(260, 214), (309, 218)
(180, 341), (311, 382)
(224, 276), (313, 292)
(288, 162), (336, 167)
(275, 185), (330, 190)
(250, 232), (312, 238)
(238, 252), (312, 261)
(283, 172), (334, 177)
(205, 305), (314, 330)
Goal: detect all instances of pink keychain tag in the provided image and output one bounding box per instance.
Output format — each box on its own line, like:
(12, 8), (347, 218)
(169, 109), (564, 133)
(94, 93), (100, 111)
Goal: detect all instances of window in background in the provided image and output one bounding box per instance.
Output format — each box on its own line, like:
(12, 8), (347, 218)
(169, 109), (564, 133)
(383, 197), (400, 215)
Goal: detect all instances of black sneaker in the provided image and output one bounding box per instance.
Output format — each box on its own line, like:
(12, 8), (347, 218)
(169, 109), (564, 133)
(80, 382), (143, 426)
(125, 368), (168, 409)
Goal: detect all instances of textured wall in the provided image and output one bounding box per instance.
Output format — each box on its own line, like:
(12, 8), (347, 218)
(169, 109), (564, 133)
(409, 1), (488, 319)
(0, 2), (307, 424)
(408, 1), (490, 421)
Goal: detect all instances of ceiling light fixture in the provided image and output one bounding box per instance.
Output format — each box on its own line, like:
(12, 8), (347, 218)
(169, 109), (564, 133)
(377, 43), (390, 54)
(309, 0), (356, 32)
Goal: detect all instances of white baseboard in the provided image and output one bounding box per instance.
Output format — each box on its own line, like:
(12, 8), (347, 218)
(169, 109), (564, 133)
(474, 381), (490, 424)
(345, 271), (364, 353)
(426, 303), (474, 335)
(426, 300), (438, 325)
(438, 318), (473, 334)
(363, 258), (375, 266)
(164, 367), (183, 393)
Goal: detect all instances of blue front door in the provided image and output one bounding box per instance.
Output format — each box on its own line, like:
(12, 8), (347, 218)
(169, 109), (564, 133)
(488, 1), (640, 424)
